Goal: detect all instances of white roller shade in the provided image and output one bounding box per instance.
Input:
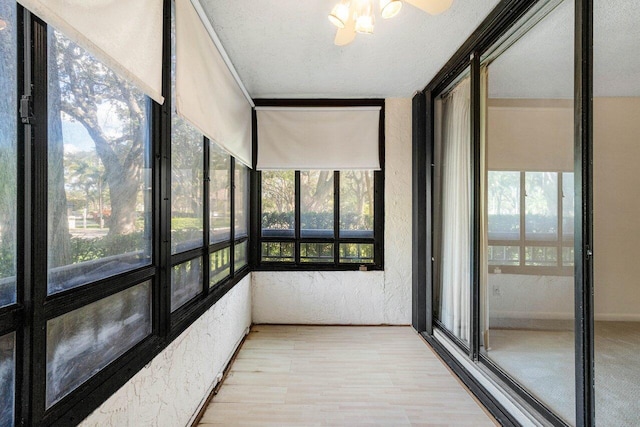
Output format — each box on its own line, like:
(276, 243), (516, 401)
(256, 107), (381, 170)
(175, 0), (253, 167)
(18, 0), (163, 104)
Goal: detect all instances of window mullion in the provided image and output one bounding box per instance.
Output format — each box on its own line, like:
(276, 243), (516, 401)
(520, 171), (526, 267)
(203, 137), (210, 295)
(230, 158), (236, 275)
(557, 172), (563, 268)
(334, 171), (340, 266)
(294, 171), (301, 264)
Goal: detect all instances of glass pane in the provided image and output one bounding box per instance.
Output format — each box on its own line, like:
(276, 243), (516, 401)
(47, 29), (152, 294)
(488, 245), (520, 267)
(340, 171), (374, 238)
(562, 246), (574, 267)
(261, 242), (294, 262)
(594, 2), (640, 425)
(0, 2), (17, 308)
(210, 247), (230, 287)
(525, 172), (558, 241)
(434, 72), (472, 345)
(562, 172), (574, 241)
(300, 171), (333, 238)
(234, 162), (249, 237)
(525, 246), (558, 267)
(210, 143), (230, 244)
(234, 241), (247, 272)
(46, 282), (151, 407)
(0, 332), (15, 426)
(171, 258), (202, 312)
(261, 171), (295, 238)
(300, 243), (334, 263)
(481, 1), (575, 423)
(339, 243), (374, 264)
(171, 6), (203, 254)
(488, 171), (520, 240)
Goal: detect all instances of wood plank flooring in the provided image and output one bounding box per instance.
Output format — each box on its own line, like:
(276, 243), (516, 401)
(198, 325), (497, 426)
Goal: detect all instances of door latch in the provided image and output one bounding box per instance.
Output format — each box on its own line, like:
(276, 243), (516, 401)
(20, 94), (34, 124)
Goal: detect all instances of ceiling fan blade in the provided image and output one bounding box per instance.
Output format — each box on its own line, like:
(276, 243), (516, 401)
(404, 0), (453, 15)
(334, 15), (356, 46)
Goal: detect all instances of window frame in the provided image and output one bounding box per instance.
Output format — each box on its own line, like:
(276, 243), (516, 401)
(1, 2), (252, 425)
(488, 170), (574, 275)
(251, 99), (385, 272)
(411, 0), (594, 425)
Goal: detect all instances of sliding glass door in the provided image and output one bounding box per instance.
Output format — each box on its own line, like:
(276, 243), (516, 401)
(593, 1), (640, 425)
(479, 1), (576, 423)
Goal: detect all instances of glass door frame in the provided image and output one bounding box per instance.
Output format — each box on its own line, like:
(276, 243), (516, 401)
(411, 0), (594, 425)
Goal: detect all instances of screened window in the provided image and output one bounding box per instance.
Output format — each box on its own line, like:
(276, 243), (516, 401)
(261, 170), (295, 238)
(488, 170), (574, 273)
(340, 170), (374, 238)
(301, 171), (333, 238)
(258, 170), (382, 268)
(170, 7), (204, 255)
(171, 258), (203, 312)
(234, 162), (249, 238)
(47, 29), (153, 295)
(210, 143), (230, 244)
(1, 1), (252, 424)
(46, 281), (151, 407)
(0, 332), (15, 424)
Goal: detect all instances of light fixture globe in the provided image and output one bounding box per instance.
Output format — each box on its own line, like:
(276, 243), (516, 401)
(380, 0), (402, 19)
(355, 14), (374, 34)
(329, 2), (351, 29)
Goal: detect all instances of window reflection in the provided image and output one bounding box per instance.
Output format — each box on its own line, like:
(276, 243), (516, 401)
(47, 29), (152, 294)
(481, 0), (575, 423)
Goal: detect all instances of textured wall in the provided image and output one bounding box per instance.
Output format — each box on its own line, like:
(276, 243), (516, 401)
(80, 276), (252, 427)
(252, 98), (413, 325)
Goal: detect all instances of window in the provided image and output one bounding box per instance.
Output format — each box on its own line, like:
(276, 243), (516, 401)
(168, 4), (249, 312)
(234, 162), (249, 238)
(47, 29), (153, 295)
(258, 170), (382, 269)
(210, 143), (230, 244)
(0, 0), (17, 309)
(1, 1), (252, 425)
(0, 332), (15, 425)
(488, 170), (574, 273)
(46, 282), (152, 407)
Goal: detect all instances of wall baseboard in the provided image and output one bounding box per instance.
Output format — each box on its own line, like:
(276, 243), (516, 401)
(188, 326), (251, 426)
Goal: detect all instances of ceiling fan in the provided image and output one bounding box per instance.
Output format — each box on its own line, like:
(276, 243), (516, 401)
(329, 0), (454, 46)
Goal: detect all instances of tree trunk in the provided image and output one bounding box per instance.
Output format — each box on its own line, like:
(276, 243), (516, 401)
(48, 38), (72, 268)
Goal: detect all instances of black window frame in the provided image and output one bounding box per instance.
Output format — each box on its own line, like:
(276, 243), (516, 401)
(411, 0), (595, 426)
(251, 99), (385, 272)
(0, 1), (252, 425)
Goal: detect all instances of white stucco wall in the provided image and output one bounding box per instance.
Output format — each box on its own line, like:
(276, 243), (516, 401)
(252, 98), (413, 325)
(80, 275), (252, 427)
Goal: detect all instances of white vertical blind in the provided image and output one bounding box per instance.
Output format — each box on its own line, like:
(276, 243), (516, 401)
(175, 0), (253, 167)
(17, 0), (164, 104)
(255, 107), (381, 171)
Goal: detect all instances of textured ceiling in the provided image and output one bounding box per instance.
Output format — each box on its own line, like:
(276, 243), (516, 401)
(199, 0), (500, 98)
(489, 0), (640, 98)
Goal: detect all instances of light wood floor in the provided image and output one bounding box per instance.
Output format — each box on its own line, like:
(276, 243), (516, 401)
(198, 325), (497, 426)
